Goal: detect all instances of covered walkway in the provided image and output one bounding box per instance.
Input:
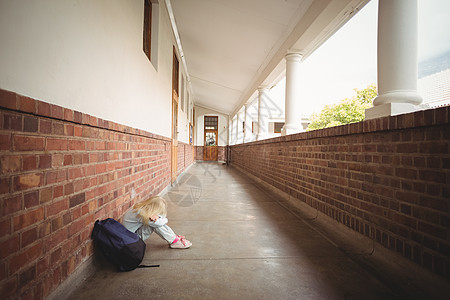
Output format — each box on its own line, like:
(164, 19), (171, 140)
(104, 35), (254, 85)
(65, 162), (446, 300)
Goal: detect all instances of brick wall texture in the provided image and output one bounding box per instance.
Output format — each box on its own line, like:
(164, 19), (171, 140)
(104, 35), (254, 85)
(177, 143), (194, 176)
(0, 89), (194, 299)
(230, 106), (450, 278)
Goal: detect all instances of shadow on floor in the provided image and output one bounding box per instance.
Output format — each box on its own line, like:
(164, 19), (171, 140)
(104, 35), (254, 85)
(66, 162), (449, 300)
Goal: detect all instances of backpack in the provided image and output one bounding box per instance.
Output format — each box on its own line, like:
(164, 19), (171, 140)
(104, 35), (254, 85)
(91, 218), (159, 271)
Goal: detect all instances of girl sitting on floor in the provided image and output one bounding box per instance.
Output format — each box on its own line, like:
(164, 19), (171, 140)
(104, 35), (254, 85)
(123, 196), (192, 249)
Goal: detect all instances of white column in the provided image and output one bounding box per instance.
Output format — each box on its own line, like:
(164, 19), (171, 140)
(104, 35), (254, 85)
(228, 118), (232, 146)
(237, 110), (244, 144)
(234, 114), (239, 145)
(365, 0), (423, 120)
(282, 51), (303, 136)
(230, 117), (236, 145)
(234, 116), (239, 145)
(256, 87), (269, 141)
(244, 104), (252, 143)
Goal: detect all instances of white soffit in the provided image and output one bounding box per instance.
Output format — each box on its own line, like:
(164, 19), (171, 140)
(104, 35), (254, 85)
(170, 0), (368, 116)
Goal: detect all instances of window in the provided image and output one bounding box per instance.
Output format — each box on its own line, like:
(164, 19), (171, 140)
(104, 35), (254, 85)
(274, 122), (284, 133)
(143, 0), (152, 61)
(204, 116), (218, 130)
(173, 49), (179, 96)
(205, 132), (217, 146)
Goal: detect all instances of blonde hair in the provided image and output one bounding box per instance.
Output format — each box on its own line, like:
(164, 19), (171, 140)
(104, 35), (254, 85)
(133, 196), (167, 225)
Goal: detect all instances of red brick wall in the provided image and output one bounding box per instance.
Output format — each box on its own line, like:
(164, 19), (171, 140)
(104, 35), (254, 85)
(195, 146), (203, 160)
(218, 146), (227, 162)
(230, 106), (450, 278)
(0, 89), (194, 299)
(177, 142), (194, 176)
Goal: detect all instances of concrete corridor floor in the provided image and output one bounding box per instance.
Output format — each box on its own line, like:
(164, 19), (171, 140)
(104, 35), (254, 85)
(67, 162), (448, 300)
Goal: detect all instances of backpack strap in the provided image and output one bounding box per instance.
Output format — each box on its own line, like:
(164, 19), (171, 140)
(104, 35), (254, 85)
(137, 264), (160, 268)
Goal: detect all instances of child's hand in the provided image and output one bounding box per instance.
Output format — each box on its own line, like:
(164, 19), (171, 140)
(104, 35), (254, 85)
(150, 215), (160, 222)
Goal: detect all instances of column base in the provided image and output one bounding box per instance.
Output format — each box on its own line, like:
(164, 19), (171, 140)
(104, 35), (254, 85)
(373, 91), (423, 106)
(365, 102), (428, 120)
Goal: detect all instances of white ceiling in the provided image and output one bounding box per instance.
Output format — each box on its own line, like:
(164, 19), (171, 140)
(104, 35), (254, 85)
(170, 0), (370, 117)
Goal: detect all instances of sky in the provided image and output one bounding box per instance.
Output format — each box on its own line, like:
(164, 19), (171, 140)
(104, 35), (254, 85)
(269, 0), (450, 117)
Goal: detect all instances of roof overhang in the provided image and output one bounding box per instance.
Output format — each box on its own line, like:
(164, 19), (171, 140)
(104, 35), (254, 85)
(169, 0), (370, 117)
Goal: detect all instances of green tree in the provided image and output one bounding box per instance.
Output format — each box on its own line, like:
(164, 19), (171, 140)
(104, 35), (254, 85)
(306, 84), (377, 131)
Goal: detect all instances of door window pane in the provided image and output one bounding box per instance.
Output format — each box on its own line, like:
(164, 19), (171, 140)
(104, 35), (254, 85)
(205, 132), (216, 146)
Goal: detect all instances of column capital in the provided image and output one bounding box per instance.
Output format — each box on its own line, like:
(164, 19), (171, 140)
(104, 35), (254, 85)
(285, 51), (303, 62)
(257, 86), (270, 93)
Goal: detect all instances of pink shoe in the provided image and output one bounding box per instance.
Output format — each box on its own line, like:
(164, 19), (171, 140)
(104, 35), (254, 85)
(170, 235), (192, 249)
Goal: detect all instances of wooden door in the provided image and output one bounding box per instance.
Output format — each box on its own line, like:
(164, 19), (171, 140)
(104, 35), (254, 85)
(203, 116), (218, 161)
(171, 49), (179, 183)
(203, 142), (218, 160)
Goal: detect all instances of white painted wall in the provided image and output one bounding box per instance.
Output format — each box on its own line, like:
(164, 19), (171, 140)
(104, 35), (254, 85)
(177, 89), (190, 144)
(0, 0), (189, 141)
(194, 106), (228, 147)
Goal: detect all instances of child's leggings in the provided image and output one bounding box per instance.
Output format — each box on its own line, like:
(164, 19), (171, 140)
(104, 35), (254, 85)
(136, 224), (177, 243)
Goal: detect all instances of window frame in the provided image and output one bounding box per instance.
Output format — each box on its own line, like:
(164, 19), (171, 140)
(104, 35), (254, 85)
(143, 0), (152, 61)
(274, 122), (285, 134)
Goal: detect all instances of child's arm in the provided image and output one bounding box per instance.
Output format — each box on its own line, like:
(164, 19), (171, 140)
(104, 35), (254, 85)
(149, 215), (168, 227)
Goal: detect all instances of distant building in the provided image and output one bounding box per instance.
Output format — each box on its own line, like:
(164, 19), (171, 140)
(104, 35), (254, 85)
(418, 69), (450, 108)
(418, 51), (450, 108)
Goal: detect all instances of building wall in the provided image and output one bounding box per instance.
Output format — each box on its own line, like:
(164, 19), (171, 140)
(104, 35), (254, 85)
(230, 106), (450, 278)
(0, 0), (191, 143)
(0, 1), (195, 298)
(0, 89), (194, 299)
(418, 69), (450, 108)
(193, 106), (228, 162)
(194, 106), (228, 147)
